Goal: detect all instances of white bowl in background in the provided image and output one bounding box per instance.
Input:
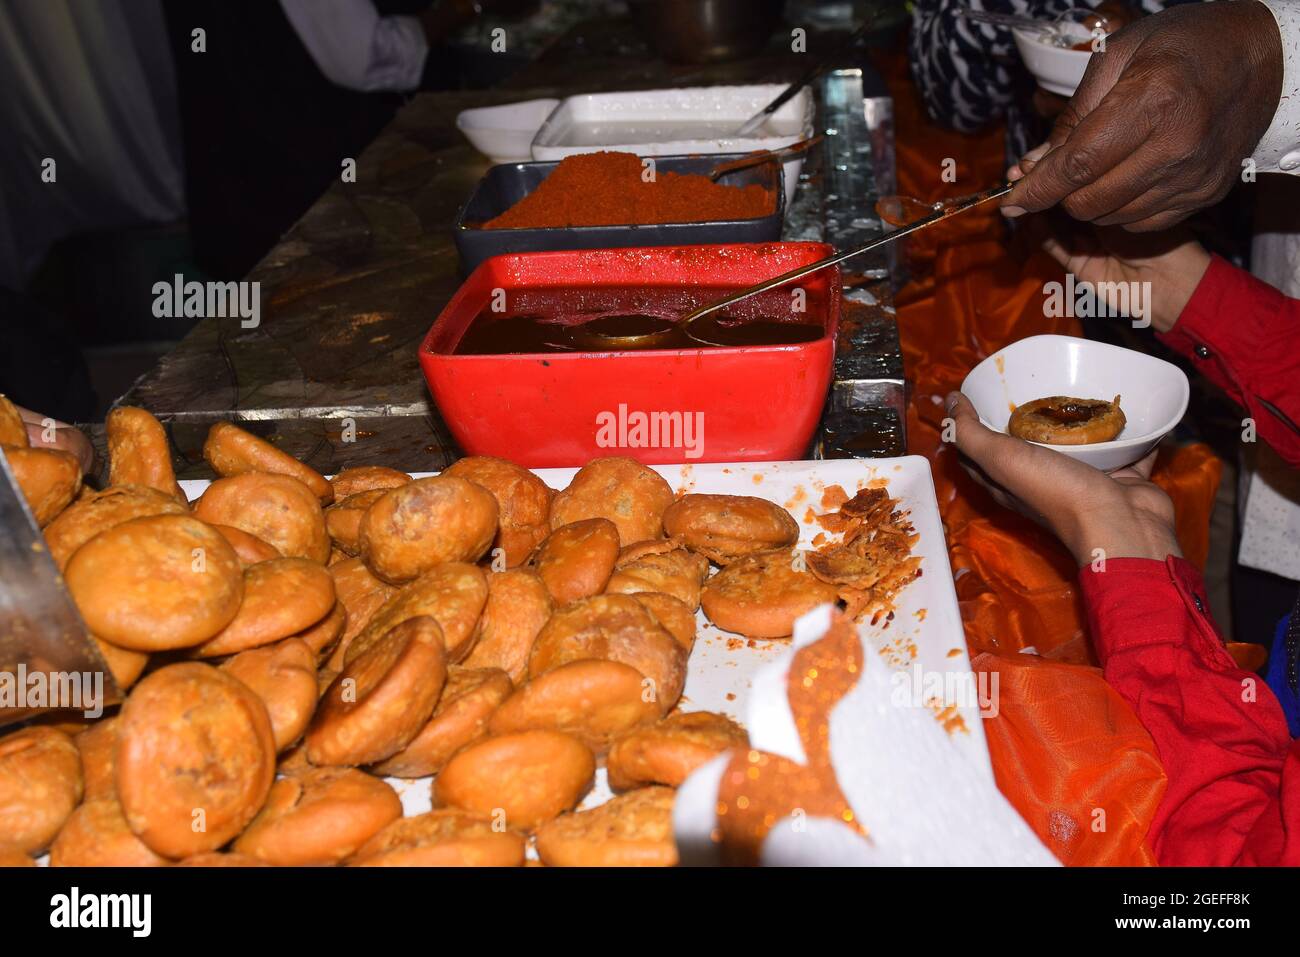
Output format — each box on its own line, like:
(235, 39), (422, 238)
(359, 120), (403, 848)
(1012, 25), (1092, 96)
(530, 85), (815, 201)
(456, 99), (561, 164)
(960, 334), (1189, 472)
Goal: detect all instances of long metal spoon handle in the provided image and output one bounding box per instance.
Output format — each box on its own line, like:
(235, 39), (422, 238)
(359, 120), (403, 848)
(681, 183), (1013, 326)
(709, 135), (825, 181)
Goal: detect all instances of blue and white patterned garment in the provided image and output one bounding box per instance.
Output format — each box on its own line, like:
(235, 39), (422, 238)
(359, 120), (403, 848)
(908, 0), (1196, 163)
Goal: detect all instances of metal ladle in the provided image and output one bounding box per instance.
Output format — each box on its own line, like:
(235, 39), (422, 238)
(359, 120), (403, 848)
(571, 182), (1013, 350)
(707, 135), (825, 182)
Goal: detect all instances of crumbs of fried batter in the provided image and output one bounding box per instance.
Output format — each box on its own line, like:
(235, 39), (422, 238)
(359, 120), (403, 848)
(820, 484), (849, 510)
(808, 487), (922, 625)
(931, 702), (969, 736)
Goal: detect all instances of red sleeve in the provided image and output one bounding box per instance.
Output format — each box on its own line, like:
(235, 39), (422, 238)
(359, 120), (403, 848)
(1080, 556), (1300, 866)
(1158, 254), (1300, 467)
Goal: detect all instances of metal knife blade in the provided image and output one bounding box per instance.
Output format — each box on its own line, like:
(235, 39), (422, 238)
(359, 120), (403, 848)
(0, 450), (119, 726)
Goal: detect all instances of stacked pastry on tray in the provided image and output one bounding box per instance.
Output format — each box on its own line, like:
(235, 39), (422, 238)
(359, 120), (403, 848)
(0, 397), (917, 867)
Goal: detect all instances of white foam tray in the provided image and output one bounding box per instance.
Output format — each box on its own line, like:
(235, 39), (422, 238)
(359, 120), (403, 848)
(177, 456), (987, 830)
(530, 84), (816, 204)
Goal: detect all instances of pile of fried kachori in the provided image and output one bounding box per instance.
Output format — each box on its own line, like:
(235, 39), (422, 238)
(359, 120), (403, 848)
(0, 398), (918, 867)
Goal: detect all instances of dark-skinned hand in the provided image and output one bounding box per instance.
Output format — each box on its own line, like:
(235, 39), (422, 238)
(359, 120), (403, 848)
(1003, 0), (1283, 231)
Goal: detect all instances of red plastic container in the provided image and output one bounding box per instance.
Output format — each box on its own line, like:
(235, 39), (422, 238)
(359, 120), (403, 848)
(418, 243), (840, 468)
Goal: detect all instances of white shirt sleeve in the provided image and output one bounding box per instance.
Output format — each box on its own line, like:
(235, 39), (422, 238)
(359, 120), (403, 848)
(278, 0), (429, 93)
(1253, 0), (1300, 172)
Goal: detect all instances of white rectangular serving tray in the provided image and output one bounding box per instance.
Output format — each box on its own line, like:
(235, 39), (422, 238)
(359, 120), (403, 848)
(530, 84), (816, 203)
(180, 455), (989, 821)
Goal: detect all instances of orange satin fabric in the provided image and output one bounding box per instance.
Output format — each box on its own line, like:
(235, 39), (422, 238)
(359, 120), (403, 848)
(877, 50), (1223, 864)
(973, 652), (1167, 866)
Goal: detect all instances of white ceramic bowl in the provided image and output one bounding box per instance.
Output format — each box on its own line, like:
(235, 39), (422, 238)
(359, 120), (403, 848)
(530, 85), (815, 201)
(1012, 25), (1092, 96)
(961, 334), (1189, 471)
(456, 99), (560, 165)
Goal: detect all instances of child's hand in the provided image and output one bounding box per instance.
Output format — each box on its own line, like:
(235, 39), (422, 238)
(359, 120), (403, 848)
(946, 392), (1180, 566)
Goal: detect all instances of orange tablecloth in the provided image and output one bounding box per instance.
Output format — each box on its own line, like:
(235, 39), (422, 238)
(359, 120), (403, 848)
(878, 52), (1223, 865)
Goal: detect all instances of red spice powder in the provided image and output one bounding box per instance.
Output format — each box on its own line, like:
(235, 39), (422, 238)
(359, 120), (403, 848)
(482, 151), (775, 229)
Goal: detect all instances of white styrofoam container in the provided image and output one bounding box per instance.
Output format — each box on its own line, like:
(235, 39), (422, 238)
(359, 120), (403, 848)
(173, 456), (984, 857)
(962, 334), (1189, 472)
(456, 98), (561, 165)
(530, 85), (816, 202)
(1012, 25), (1092, 97)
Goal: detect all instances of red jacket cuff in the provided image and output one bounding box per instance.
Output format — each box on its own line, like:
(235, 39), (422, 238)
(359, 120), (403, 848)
(1160, 255), (1300, 467)
(1161, 254), (1283, 365)
(1078, 556), (1225, 662)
